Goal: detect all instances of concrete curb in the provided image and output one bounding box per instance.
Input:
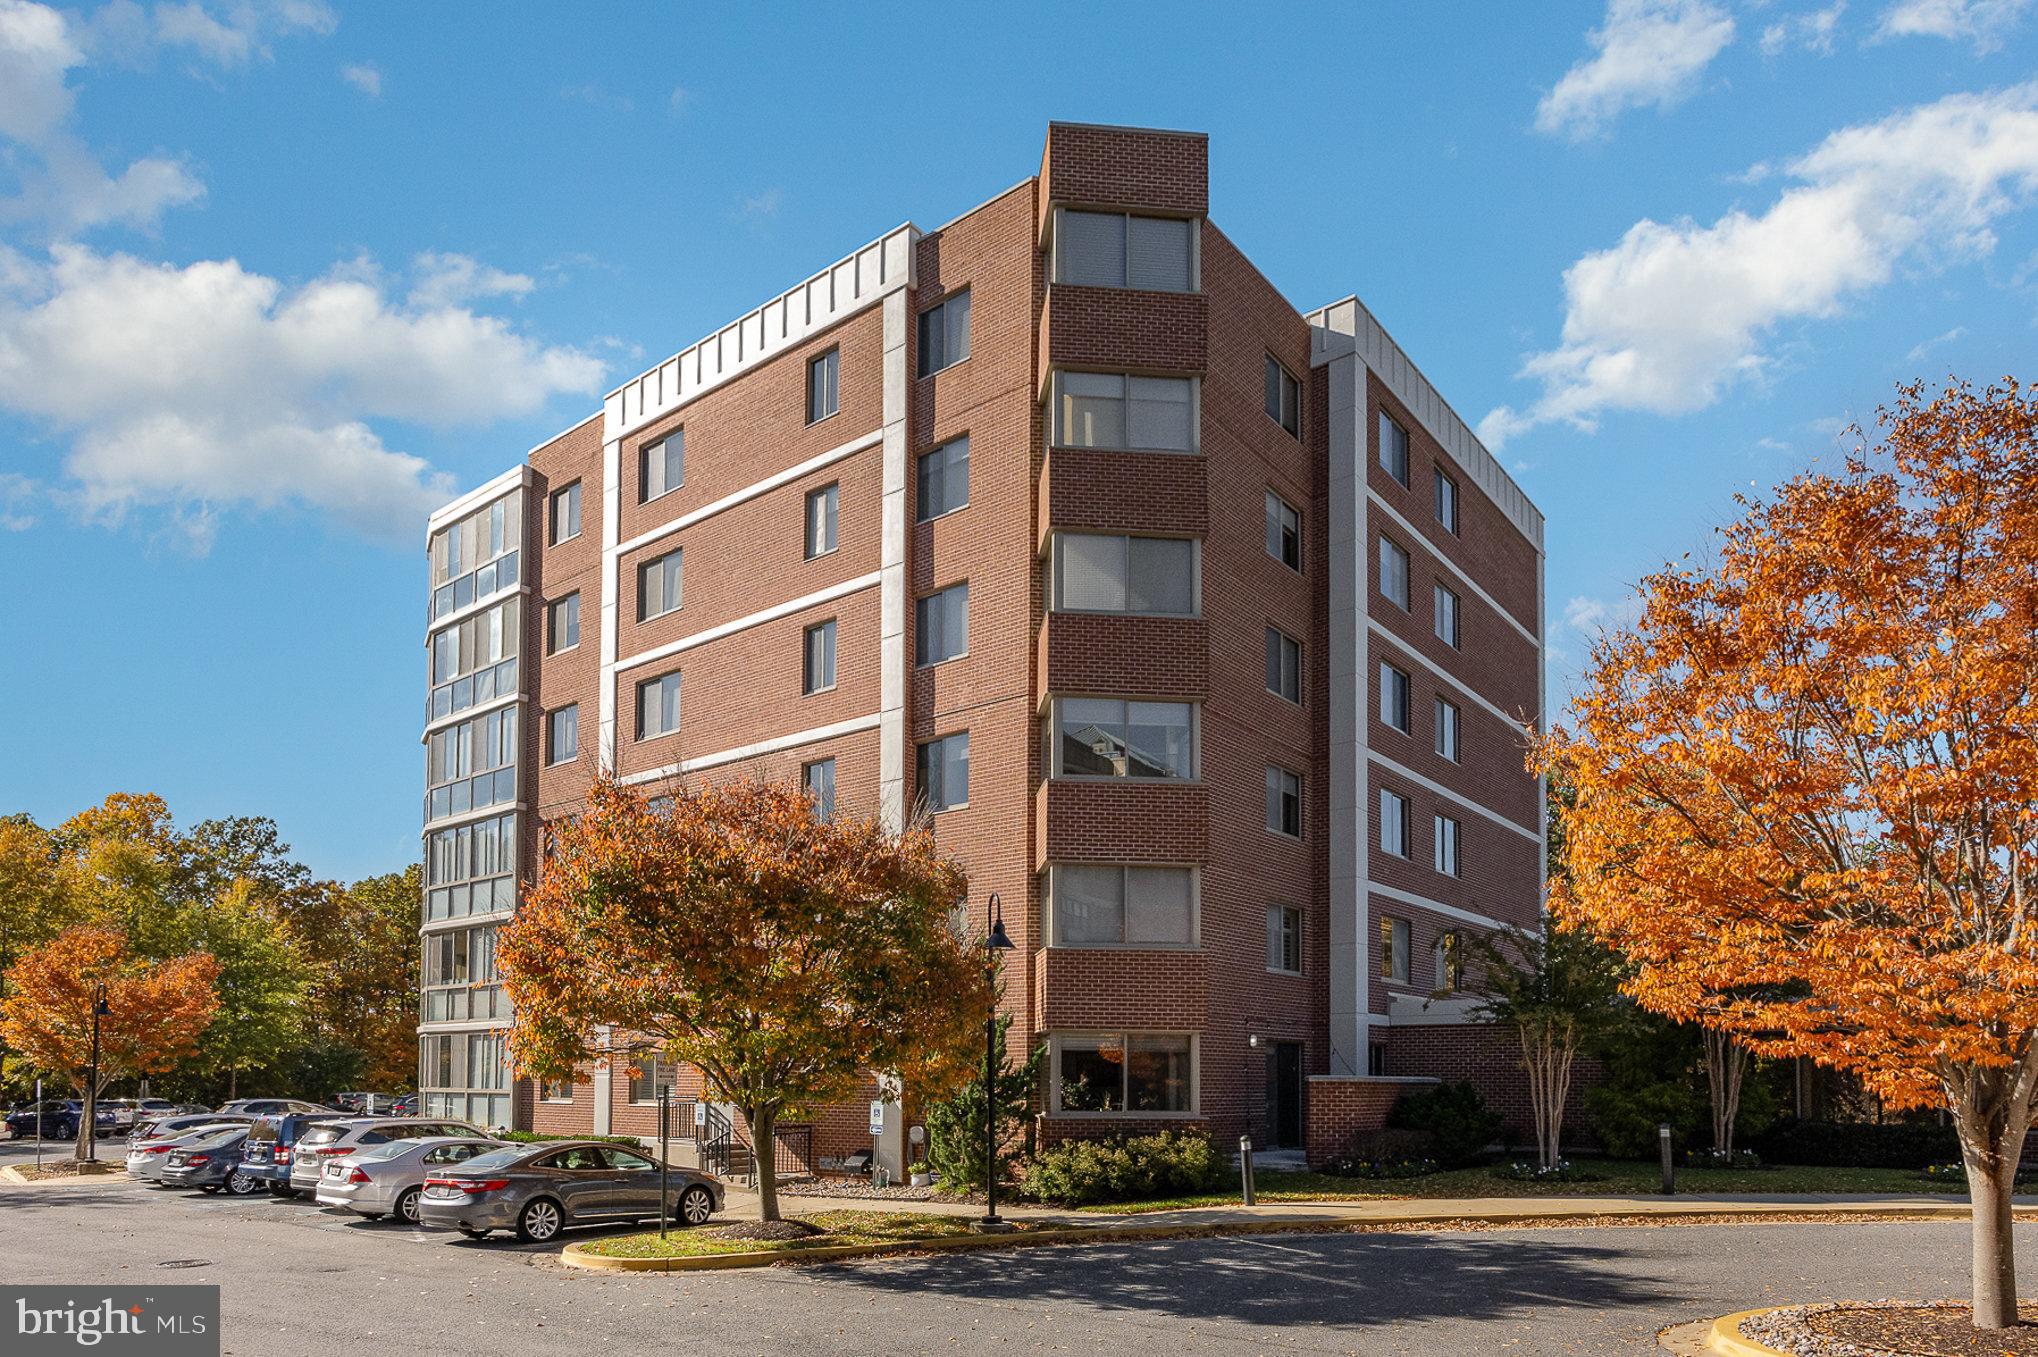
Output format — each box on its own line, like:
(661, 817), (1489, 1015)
(0, 1162), (125, 1186)
(1703, 1308), (1795, 1357)
(561, 1202), (2019, 1274)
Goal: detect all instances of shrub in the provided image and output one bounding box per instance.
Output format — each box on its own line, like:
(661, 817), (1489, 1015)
(1020, 1131), (1229, 1206)
(1386, 1082), (1503, 1166)
(1685, 1147), (1764, 1170)
(1586, 1077), (1704, 1160)
(1323, 1127), (1440, 1179)
(1492, 1159), (1602, 1183)
(1749, 1117), (1959, 1169)
(500, 1130), (647, 1148)
(923, 1015), (1043, 1195)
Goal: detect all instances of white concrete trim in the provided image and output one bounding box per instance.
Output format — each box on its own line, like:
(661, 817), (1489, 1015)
(1367, 880), (1510, 934)
(427, 465), (532, 534)
(415, 1018), (514, 1036)
(598, 438), (622, 774)
(421, 690), (522, 740)
(613, 572), (880, 676)
(1367, 487), (1539, 651)
(877, 290), (909, 829)
(1366, 620), (1534, 735)
(1308, 295), (1544, 550)
(614, 430), (881, 559)
(1368, 749), (1541, 844)
(1326, 349), (1371, 1079)
(605, 224), (918, 443)
(419, 801), (526, 838)
(618, 713), (881, 787)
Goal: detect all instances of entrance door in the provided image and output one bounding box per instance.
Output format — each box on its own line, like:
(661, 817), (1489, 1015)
(1266, 1043), (1303, 1148)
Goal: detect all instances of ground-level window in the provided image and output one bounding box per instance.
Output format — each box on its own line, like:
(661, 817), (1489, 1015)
(541, 1080), (574, 1102)
(628, 1057), (676, 1105)
(1054, 1034), (1194, 1114)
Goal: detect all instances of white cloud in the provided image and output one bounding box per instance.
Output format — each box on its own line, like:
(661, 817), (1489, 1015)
(1563, 593), (1645, 636)
(1482, 82), (2038, 447)
(1536, 0), (1737, 140)
(406, 251), (533, 309)
(1904, 325), (1967, 361)
(1760, 2), (1847, 54)
(0, 471), (37, 530)
(340, 61), (380, 97)
(151, 0), (335, 67)
(1876, 0), (2032, 50)
(738, 188), (783, 223)
(668, 84), (687, 113)
(0, 246), (604, 549)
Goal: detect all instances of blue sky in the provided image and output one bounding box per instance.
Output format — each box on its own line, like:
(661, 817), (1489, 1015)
(1, 0), (2033, 882)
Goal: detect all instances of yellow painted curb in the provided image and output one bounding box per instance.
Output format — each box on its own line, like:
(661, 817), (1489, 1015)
(1704, 1307), (1796, 1357)
(0, 1162), (125, 1185)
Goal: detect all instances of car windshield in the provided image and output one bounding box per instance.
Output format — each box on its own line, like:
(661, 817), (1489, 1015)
(448, 1147), (528, 1173)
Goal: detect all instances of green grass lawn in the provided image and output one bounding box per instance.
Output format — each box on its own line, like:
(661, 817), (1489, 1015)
(578, 1209), (1054, 1260)
(1079, 1162), (1973, 1214)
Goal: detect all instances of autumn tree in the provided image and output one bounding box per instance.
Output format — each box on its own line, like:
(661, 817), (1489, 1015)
(0, 926), (220, 1158)
(176, 882), (311, 1098)
(500, 779), (991, 1221)
(284, 868), (422, 1090)
(1541, 378), (2038, 1329)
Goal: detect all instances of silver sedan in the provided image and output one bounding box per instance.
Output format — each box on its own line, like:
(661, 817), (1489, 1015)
(315, 1135), (505, 1224)
(127, 1122), (252, 1182)
(415, 1140), (724, 1243)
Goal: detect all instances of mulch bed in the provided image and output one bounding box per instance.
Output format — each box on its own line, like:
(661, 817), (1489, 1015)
(777, 1179), (953, 1204)
(1, 1158), (123, 1182)
(709, 1220), (826, 1243)
(1744, 1301), (2038, 1356)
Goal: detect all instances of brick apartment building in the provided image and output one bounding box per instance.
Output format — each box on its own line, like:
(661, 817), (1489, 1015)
(416, 123), (1547, 1173)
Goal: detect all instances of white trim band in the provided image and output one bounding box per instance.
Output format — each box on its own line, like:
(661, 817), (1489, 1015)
(619, 713), (881, 786)
(1368, 880), (1510, 934)
(1368, 488), (1540, 651)
(1368, 749), (1541, 844)
(614, 430), (882, 560)
(615, 573), (880, 677)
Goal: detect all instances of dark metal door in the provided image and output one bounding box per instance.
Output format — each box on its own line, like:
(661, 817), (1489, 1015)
(1267, 1043), (1303, 1148)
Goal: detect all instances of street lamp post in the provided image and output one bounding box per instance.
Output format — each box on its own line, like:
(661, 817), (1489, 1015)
(979, 892), (1015, 1232)
(85, 984), (109, 1163)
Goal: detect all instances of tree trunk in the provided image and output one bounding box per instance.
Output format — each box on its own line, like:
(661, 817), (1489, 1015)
(1703, 1029), (1749, 1155)
(75, 1076), (101, 1162)
(1520, 1018), (1578, 1170)
(744, 1104), (779, 1223)
(1948, 1060), (2036, 1330)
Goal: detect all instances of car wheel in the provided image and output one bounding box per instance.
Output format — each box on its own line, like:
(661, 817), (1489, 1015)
(394, 1187), (422, 1225)
(516, 1198), (563, 1243)
(225, 1170), (260, 1196)
(679, 1186), (714, 1227)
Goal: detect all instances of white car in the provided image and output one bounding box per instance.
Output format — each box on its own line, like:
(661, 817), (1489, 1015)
(287, 1117), (490, 1195)
(316, 1135), (505, 1224)
(127, 1122), (251, 1182)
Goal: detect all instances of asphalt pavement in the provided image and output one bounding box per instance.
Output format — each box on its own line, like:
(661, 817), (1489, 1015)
(0, 1171), (2025, 1356)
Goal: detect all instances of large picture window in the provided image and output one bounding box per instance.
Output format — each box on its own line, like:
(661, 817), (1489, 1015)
(1054, 1034), (1195, 1114)
(1052, 372), (1196, 453)
(1054, 210), (1195, 292)
(1049, 864), (1196, 947)
(1049, 533), (1197, 616)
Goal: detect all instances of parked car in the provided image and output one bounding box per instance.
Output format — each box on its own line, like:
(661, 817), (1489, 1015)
(157, 1127), (261, 1195)
(287, 1117), (491, 1196)
(331, 1092), (405, 1115)
(127, 1122), (251, 1182)
(129, 1111), (253, 1152)
(217, 1098), (333, 1118)
(391, 1095), (418, 1116)
(5, 1100), (117, 1140)
(315, 1135), (505, 1224)
(416, 1140), (723, 1242)
(236, 1112), (347, 1197)
(101, 1098), (180, 1132)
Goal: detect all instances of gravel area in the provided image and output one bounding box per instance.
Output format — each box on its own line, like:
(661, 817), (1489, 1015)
(776, 1178), (955, 1203)
(1743, 1300), (2038, 1355)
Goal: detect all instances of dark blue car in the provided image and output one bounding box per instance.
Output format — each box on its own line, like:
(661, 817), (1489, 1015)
(5, 1100), (117, 1140)
(236, 1111), (346, 1197)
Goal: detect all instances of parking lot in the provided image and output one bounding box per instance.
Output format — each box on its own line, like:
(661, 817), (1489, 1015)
(2, 1164), (2027, 1356)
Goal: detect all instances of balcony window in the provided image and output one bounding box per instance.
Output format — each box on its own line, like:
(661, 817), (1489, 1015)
(1050, 864), (1195, 947)
(1053, 372), (1196, 453)
(1049, 533), (1197, 616)
(1054, 210), (1195, 292)
(1047, 698), (1194, 779)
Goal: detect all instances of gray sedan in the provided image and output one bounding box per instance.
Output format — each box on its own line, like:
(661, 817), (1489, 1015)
(126, 1121), (251, 1182)
(157, 1128), (260, 1195)
(314, 1135), (505, 1224)
(415, 1140), (724, 1243)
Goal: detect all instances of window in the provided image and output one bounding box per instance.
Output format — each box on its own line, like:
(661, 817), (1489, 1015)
(1053, 372), (1196, 453)
(628, 1058), (675, 1105)
(637, 549), (683, 622)
(1434, 584), (1461, 648)
(806, 348), (838, 423)
(914, 583), (968, 666)
(803, 619), (836, 694)
(1435, 697), (1461, 762)
(1380, 663), (1411, 733)
(1264, 356), (1300, 436)
(547, 704), (578, 766)
(803, 758), (836, 819)
(541, 1081), (574, 1103)
(1434, 814), (1462, 877)
(424, 708), (517, 822)
(1380, 536), (1410, 609)
(1434, 466), (1459, 534)
(1380, 789), (1410, 857)
(916, 436), (969, 521)
(547, 592), (580, 654)
(1265, 628), (1301, 703)
(427, 596), (520, 721)
(916, 289), (970, 377)
(1048, 698), (1194, 779)
(1265, 491), (1301, 571)
(1265, 766), (1302, 838)
(1434, 931), (1463, 994)
(429, 494), (522, 622)
(1049, 533), (1197, 615)
(549, 481), (581, 544)
(1266, 904), (1301, 974)
(1380, 915), (1411, 983)
(1369, 1043), (1388, 1076)
(636, 671), (681, 741)
(1054, 210), (1194, 292)
(640, 430), (683, 502)
(916, 732), (969, 812)
(1050, 865), (1195, 946)
(1055, 1034), (1194, 1114)
(805, 482), (839, 559)
(1379, 413), (1409, 486)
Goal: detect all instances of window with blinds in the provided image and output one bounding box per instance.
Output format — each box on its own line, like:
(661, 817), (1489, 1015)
(1053, 372), (1197, 453)
(1055, 210), (1196, 292)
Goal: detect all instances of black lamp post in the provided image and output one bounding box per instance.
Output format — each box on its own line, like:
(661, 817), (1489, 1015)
(980, 892), (1014, 1231)
(85, 984), (109, 1163)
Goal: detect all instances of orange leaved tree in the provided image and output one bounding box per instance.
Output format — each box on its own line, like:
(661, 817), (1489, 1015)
(1541, 378), (2038, 1329)
(0, 925), (221, 1159)
(498, 778), (991, 1221)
